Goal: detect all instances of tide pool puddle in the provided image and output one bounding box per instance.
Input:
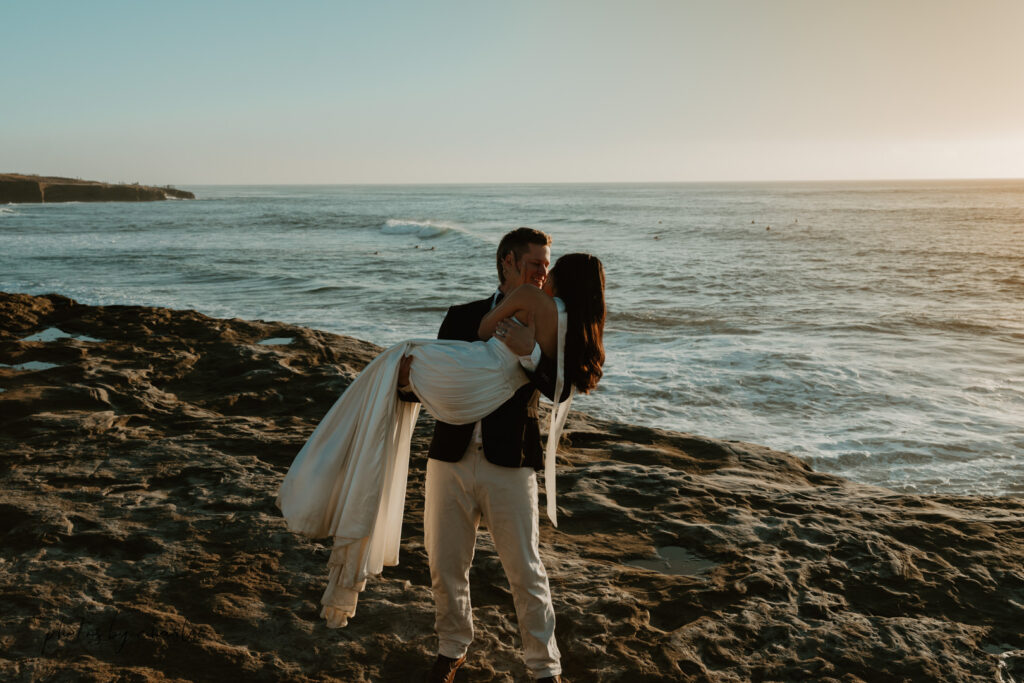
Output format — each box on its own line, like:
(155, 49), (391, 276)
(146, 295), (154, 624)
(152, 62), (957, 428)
(1, 361), (61, 371)
(20, 327), (104, 343)
(258, 337), (294, 346)
(626, 546), (718, 576)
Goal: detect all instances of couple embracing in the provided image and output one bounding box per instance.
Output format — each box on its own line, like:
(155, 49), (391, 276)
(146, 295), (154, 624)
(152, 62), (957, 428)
(278, 228), (607, 682)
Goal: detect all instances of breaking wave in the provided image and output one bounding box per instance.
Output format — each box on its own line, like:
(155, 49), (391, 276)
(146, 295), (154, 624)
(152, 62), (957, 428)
(381, 218), (458, 239)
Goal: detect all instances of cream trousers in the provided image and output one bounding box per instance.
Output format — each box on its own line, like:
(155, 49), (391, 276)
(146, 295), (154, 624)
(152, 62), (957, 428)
(424, 439), (562, 679)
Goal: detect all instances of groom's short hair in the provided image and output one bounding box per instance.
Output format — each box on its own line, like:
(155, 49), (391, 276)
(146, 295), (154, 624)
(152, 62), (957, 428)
(496, 227), (552, 285)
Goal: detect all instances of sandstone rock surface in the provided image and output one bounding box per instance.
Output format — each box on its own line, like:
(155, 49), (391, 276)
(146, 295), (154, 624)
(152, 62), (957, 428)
(1, 292), (1021, 682)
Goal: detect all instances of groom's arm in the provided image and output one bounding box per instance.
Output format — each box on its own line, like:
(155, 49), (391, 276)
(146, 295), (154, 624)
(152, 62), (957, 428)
(501, 323), (573, 403)
(397, 305), (462, 402)
(527, 352), (572, 402)
(397, 355), (418, 403)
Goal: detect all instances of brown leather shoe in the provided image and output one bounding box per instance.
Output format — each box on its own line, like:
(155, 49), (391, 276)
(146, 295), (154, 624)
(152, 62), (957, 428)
(426, 653), (466, 683)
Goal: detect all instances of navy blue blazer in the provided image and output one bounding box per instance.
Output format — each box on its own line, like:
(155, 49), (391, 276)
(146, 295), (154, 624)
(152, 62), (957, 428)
(420, 295), (568, 469)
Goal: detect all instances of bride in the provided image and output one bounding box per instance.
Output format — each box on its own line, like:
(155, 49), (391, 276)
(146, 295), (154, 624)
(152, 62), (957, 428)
(277, 252), (606, 627)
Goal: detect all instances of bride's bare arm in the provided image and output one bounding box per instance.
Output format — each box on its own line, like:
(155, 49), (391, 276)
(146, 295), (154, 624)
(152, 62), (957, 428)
(478, 285), (534, 340)
(479, 285), (557, 356)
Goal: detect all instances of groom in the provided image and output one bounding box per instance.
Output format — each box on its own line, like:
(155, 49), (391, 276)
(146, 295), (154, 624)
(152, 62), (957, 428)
(399, 227), (566, 683)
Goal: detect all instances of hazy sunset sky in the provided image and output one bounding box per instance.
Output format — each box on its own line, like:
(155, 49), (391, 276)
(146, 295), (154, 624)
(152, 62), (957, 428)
(4, 0), (1023, 184)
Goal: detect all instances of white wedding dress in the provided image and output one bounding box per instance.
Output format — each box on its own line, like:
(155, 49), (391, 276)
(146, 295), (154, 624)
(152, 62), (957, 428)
(276, 298), (573, 627)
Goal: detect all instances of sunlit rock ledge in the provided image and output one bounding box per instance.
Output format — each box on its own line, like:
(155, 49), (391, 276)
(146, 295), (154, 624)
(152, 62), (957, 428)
(0, 174), (194, 203)
(0, 291), (1022, 682)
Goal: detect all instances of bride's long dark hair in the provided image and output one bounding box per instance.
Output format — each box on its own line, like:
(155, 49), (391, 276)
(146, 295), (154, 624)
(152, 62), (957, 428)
(549, 253), (605, 393)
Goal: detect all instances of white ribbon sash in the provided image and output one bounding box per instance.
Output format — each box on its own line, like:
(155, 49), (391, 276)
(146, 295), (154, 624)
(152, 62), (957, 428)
(543, 297), (574, 527)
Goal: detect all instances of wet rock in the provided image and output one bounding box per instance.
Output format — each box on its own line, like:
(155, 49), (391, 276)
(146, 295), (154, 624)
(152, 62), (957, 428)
(0, 291), (1020, 682)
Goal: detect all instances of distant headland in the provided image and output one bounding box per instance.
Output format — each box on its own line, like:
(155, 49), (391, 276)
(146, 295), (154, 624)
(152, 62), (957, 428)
(0, 174), (195, 203)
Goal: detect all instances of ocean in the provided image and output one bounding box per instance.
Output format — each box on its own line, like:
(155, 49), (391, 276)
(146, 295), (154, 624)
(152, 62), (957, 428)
(2, 181), (1022, 496)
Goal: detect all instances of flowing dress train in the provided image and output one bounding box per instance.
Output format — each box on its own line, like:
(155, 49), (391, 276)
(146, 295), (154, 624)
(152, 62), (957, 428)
(276, 298), (573, 627)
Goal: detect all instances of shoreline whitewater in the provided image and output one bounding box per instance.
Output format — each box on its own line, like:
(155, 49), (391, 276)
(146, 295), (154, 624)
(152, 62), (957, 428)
(1, 291), (1022, 682)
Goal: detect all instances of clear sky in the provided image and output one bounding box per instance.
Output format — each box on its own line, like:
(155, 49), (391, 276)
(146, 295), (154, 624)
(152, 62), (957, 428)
(3, 0), (1023, 184)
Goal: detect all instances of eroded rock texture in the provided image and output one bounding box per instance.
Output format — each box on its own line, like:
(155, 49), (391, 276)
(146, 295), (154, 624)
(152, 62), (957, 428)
(1, 292), (1021, 682)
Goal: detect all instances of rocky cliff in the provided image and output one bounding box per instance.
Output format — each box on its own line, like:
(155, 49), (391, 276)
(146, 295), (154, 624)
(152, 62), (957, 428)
(0, 292), (1022, 682)
(0, 174), (195, 203)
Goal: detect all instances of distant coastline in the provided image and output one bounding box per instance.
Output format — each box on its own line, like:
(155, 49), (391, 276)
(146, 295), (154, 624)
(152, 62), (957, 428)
(0, 174), (194, 203)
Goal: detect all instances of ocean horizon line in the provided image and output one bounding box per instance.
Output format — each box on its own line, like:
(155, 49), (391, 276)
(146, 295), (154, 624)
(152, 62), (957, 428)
(168, 176), (1024, 188)
(8, 174), (1024, 190)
